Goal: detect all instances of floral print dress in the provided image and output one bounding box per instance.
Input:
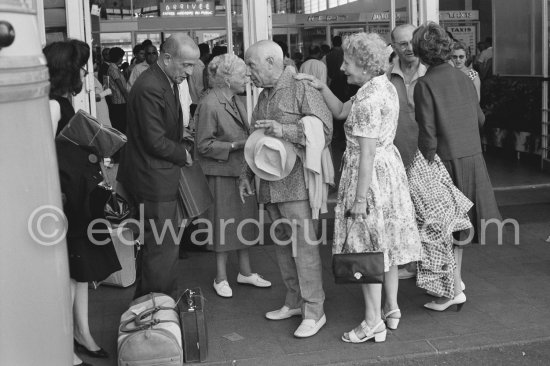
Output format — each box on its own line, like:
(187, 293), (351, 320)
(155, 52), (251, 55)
(333, 75), (422, 272)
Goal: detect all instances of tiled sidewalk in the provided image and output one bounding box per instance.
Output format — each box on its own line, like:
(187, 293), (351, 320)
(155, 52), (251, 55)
(87, 187), (550, 366)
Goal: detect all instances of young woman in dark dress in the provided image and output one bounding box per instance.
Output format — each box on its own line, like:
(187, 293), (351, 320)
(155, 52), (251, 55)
(44, 40), (121, 366)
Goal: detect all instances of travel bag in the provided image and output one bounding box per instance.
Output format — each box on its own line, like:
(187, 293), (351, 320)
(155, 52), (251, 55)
(178, 288), (208, 362)
(118, 293), (183, 366)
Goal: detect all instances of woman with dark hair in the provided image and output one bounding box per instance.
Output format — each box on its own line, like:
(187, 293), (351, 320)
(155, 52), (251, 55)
(412, 22), (500, 311)
(45, 40), (121, 366)
(106, 46), (128, 133)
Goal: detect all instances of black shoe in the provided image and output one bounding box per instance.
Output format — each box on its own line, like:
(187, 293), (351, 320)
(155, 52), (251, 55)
(74, 340), (109, 358)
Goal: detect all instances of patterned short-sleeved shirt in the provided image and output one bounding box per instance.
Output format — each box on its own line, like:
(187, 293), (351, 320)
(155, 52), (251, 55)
(467, 68), (479, 81)
(107, 63), (127, 105)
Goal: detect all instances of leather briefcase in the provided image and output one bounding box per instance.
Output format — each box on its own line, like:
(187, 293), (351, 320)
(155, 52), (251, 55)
(178, 288), (208, 363)
(176, 162), (213, 221)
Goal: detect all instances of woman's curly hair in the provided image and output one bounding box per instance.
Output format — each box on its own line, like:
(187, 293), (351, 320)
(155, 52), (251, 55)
(208, 53), (246, 89)
(342, 32), (389, 76)
(412, 22), (452, 66)
(43, 39), (90, 97)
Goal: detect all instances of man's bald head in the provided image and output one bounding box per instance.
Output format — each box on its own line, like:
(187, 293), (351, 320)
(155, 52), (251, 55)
(391, 24), (418, 66)
(162, 33), (199, 58)
(244, 40), (285, 88)
(391, 24), (416, 43)
(245, 40), (284, 66)
(159, 33), (200, 84)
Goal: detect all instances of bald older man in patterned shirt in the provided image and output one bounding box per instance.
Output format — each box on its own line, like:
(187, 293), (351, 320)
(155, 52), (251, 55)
(239, 40), (332, 338)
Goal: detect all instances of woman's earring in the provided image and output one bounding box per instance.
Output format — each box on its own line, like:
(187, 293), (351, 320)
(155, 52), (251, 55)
(362, 70), (367, 75)
(226, 80), (231, 88)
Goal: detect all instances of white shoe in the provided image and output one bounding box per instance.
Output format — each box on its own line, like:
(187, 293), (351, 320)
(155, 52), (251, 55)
(424, 292), (466, 312)
(213, 279), (232, 298)
(342, 320), (387, 343)
(237, 273), (271, 288)
(294, 314), (326, 338)
(382, 308), (401, 330)
(265, 305), (302, 320)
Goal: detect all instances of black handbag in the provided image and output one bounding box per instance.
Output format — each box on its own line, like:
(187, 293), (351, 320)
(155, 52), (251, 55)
(332, 218), (385, 284)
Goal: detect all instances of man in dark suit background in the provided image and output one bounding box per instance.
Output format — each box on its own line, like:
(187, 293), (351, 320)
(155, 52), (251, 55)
(118, 33), (200, 299)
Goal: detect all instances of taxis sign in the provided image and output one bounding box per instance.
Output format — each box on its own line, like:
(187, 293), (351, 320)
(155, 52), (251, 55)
(161, 1), (215, 17)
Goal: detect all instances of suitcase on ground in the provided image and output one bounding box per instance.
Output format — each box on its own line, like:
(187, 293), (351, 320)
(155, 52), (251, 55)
(118, 293), (183, 366)
(178, 288), (208, 362)
(102, 227), (137, 287)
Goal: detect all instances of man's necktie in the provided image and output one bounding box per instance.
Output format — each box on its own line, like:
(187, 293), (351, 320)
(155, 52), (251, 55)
(173, 82), (180, 108)
(173, 83), (183, 131)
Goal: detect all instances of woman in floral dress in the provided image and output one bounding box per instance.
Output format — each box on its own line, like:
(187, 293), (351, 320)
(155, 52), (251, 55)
(297, 33), (421, 343)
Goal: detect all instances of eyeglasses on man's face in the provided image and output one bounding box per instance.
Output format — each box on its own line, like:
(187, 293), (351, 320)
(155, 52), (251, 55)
(452, 55), (466, 60)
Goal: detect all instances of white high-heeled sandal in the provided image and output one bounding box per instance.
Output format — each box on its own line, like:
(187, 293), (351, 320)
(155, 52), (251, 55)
(342, 320), (387, 343)
(382, 309), (401, 330)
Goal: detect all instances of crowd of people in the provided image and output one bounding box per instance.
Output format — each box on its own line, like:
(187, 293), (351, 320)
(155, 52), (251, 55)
(45, 20), (501, 365)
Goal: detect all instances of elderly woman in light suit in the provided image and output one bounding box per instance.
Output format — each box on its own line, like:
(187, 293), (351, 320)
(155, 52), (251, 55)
(195, 54), (271, 298)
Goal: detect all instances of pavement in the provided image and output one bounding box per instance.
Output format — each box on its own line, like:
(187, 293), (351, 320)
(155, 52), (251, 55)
(86, 154), (550, 366)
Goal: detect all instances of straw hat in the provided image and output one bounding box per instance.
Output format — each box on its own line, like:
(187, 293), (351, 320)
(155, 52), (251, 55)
(244, 128), (297, 181)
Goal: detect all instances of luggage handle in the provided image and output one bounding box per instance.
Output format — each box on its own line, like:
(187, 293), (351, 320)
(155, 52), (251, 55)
(119, 293), (179, 333)
(119, 306), (179, 333)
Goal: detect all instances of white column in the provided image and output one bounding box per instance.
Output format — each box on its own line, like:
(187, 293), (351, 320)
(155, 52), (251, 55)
(225, 0), (234, 54)
(66, 0), (95, 116)
(243, 0), (271, 122)
(409, 0), (418, 26)
(418, 0), (439, 24)
(36, 0), (45, 46)
(390, 0), (396, 31)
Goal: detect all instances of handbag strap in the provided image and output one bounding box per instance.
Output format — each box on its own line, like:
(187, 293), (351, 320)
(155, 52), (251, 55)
(98, 161), (113, 188)
(342, 219), (359, 253)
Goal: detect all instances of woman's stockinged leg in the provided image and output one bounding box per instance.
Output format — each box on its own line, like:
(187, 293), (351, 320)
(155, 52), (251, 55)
(73, 280), (100, 351)
(382, 265), (400, 314)
(215, 252), (229, 283)
(454, 246), (464, 296)
(362, 283), (383, 326)
(237, 249), (252, 277)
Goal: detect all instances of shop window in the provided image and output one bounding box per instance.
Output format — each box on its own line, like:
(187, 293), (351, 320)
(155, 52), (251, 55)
(136, 33), (162, 49)
(100, 32), (133, 63)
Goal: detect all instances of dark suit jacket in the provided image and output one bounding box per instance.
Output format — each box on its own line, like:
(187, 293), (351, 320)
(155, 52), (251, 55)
(118, 62), (191, 202)
(195, 89), (250, 177)
(414, 62), (485, 161)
